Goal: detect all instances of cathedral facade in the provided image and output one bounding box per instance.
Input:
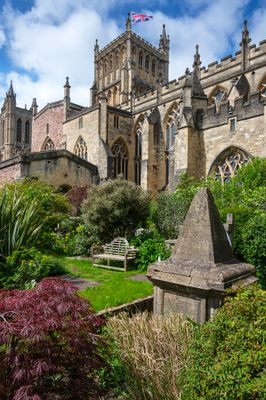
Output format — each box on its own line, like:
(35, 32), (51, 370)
(0, 19), (265, 191)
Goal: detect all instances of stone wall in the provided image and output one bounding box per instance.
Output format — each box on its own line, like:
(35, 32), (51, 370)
(107, 108), (133, 181)
(204, 110), (265, 174)
(32, 102), (64, 151)
(96, 295), (153, 318)
(64, 106), (100, 168)
(0, 157), (22, 185)
(0, 150), (98, 188)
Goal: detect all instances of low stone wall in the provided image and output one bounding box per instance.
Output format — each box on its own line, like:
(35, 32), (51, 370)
(0, 157), (21, 185)
(96, 295), (153, 318)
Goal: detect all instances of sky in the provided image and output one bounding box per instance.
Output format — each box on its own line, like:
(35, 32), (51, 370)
(0, 0), (265, 110)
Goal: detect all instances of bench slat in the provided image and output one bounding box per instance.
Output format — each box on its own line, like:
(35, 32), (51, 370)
(93, 237), (137, 272)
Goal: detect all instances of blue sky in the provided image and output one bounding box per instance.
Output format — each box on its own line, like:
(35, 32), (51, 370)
(0, 0), (265, 109)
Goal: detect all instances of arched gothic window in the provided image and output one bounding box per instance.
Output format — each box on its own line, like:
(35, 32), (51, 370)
(107, 90), (112, 105)
(42, 137), (55, 151)
(16, 119), (22, 142)
(132, 47), (136, 64)
(74, 136), (88, 160)
(209, 147), (250, 184)
(113, 87), (119, 106)
(134, 118), (144, 185)
(104, 59), (108, 76)
(111, 139), (128, 179)
(25, 121), (30, 143)
(139, 52), (143, 67)
(152, 60), (156, 76)
(165, 103), (180, 185)
(115, 51), (119, 68)
(145, 55), (150, 70)
(121, 47), (126, 63)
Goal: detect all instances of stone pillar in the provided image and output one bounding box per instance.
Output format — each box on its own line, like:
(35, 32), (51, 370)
(99, 93), (108, 142)
(140, 116), (150, 190)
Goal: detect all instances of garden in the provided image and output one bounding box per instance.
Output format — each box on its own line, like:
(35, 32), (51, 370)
(0, 158), (265, 399)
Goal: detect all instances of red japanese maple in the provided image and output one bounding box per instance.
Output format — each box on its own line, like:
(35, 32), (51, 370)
(0, 278), (104, 400)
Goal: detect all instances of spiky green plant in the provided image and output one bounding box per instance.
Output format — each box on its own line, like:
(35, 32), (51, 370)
(0, 186), (43, 258)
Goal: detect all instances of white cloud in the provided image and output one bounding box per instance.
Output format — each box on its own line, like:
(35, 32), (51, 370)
(0, 0), (265, 110)
(250, 7), (266, 46)
(136, 0), (251, 80)
(0, 1), (121, 108)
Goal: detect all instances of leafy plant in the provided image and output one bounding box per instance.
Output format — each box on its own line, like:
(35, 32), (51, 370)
(4, 178), (70, 250)
(0, 247), (66, 289)
(0, 186), (43, 258)
(233, 213), (266, 288)
(150, 173), (199, 239)
(0, 278), (105, 400)
(82, 178), (150, 242)
(130, 231), (171, 271)
(180, 285), (266, 400)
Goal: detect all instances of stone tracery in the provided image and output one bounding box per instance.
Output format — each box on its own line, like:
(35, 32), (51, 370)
(74, 136), (88, 160)
(42, 137), (55, 151)
(210, 147), (250, 183)
(111, 138), (128, 179)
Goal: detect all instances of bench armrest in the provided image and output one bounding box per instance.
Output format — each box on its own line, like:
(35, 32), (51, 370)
(126, 246), (139, 257)
(91, 244), (104, 256)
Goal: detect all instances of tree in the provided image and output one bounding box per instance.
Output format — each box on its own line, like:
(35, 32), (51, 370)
(150, 173), (199, 239)
(82, 179), (150, 242)
(0, 278), (104, 400)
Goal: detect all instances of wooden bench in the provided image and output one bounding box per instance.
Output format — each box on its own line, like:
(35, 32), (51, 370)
(92, 237), (138, 271)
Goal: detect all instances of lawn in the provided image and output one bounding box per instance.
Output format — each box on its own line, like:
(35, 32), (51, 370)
(60, 257), (153, 312)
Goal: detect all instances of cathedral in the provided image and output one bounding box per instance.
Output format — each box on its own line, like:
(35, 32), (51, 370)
(0, 19), (265, 191)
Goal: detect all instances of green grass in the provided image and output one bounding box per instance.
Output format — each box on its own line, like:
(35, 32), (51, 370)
(60, 257), (153, 312)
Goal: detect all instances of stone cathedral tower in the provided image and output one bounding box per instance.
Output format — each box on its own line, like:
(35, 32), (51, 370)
(90, 14), (170, 106)
(0, 82), (34, 161)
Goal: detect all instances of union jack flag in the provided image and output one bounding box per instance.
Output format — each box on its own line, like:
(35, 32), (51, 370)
(131, 12), (153, 24)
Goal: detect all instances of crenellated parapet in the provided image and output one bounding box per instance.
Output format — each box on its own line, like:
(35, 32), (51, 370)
(203, 91), (265, 129)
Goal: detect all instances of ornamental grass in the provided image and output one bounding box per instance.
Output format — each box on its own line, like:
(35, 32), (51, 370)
(107, 312), (194, 400)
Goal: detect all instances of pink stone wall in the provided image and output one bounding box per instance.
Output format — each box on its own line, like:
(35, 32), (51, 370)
(32, 103), (65, 152)
(0, 162), (21, 185)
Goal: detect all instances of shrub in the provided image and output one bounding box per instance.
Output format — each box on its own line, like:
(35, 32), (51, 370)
(107, 312), (194, 400)
(0, 248), (65, 289)
(130, 231), (171, 271)
(233, 214), (266, 288)
(51, 217), (100, 256)
(82, 179), (150, 242)
(0, 278), (105, 400)
(181, 285), (266, 400)
(151, 173), (199, 239)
